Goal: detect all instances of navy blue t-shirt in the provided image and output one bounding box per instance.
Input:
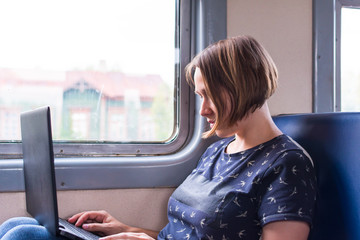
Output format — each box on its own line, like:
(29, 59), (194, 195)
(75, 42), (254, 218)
(158, 134), (316, 240)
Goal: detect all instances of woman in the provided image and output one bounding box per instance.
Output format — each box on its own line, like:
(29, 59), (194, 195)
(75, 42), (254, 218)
(0, 35), (316, 240)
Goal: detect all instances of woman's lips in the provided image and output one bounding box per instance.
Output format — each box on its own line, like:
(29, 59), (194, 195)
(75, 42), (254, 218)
(208, 120), (215, 128)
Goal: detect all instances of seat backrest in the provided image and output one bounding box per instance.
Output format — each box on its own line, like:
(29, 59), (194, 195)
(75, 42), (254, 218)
(273, 112), (360, 240)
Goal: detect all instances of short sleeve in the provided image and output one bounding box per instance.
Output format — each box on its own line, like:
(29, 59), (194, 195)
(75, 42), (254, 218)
(257, 150), (317, 226)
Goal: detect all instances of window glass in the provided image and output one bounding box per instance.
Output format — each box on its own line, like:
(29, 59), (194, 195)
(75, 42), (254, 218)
(0, 0), (176, 142)
(341, 7), (360, 112)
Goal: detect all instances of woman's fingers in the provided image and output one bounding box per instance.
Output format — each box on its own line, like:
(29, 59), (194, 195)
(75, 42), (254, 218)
(68, 210), (108, 227)
(82, 222), (109, 233)
(77, 211), (106, 226)
(67, 211), (86, 224)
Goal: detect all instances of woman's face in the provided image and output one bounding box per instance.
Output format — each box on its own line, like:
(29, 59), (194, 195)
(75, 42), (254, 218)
(194, 68), (238, 138)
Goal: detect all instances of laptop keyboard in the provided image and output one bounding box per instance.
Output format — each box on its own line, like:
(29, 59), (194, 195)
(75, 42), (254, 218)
(59, 218), (99, 240)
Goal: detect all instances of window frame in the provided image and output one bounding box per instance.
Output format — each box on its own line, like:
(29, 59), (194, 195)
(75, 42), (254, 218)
(0, 0), (185, 158)
(313, 0), (360, 112)
(0, 0), (227, 192)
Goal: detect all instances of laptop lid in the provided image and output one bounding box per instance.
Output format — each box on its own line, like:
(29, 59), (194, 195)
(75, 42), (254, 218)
(21, 106), (59, 236)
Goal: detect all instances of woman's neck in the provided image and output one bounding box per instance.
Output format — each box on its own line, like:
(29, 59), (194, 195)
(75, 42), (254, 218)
(226, 103), (282, 154)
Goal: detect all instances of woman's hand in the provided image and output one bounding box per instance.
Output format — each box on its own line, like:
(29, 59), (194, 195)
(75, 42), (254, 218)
(68, 210), (130, 236)
(99, 232), (155, 240)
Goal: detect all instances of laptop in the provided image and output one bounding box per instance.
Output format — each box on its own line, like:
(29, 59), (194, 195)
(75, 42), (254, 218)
(20, 106), (99, 240)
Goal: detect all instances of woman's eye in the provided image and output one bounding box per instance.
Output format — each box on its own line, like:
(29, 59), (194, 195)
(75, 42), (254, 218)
(195, 92), (203, 99)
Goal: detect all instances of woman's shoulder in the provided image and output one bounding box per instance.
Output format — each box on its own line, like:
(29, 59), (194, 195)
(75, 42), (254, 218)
(271, 134), (313, 166)
(257, 135), (315, 182)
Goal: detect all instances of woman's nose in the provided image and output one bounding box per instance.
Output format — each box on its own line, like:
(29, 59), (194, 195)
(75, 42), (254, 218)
(200, 100), (212, 117)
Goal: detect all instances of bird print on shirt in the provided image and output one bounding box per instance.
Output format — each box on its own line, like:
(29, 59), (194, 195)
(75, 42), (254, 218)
(274, 166), (281, 174)
(268, 197), (276, 204)
(239, 181), (246, 187)
(262, 213), (267, 223)
(177, 228), (186, 233)
(206, 235), (214, 240)
(279, 177), (288, 185)
(256, 144), (264, 151)
(290, 187), (297, 197)
(252, 177), (261, 185)
(292, 165), (298, 175)
(216, 163), (220, 170)
(219, 220), (228, 229)
(200, 219), (206, 228)
(233, 197), (241, 207)
(247, 160), (255, 167)
(229, 173), (239, 179)
(238, 230), (246, 238)
(218, 176), (224, 182)
(277, 205), (286, 213)
(236, 211), (248, 218)
(298, 208), (304, 217)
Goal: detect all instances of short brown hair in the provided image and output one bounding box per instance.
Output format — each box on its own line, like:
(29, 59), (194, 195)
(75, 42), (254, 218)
(185, 35), (278, 138)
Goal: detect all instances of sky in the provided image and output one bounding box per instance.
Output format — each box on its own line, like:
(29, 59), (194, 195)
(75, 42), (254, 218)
(341, 7), (360, 71)
(0, 0), (176, 84)
(341, 7), (360, 111)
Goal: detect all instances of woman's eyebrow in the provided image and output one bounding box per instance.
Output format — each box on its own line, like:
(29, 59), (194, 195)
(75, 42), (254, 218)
(194, 89), (206, 95)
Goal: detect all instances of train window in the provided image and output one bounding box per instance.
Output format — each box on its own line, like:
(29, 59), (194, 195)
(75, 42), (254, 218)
(0, 0), (182, 157)
(314, 0), (360, 112)
(340, 7), (360, 112)
(0, 0), (227, 191)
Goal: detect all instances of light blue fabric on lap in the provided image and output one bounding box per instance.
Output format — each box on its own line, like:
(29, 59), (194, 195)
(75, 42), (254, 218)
(0, 217), (64, 240)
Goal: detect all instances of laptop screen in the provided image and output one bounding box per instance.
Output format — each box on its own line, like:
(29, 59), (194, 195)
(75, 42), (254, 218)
(20, 106), (59, 236)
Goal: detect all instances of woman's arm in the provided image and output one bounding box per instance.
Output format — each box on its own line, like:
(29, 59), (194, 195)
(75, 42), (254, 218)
(261, 221), (310, 240)
(122, 226), (159, 239)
